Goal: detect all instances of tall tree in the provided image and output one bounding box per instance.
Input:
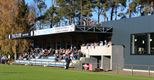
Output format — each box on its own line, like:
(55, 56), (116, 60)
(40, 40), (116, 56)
(44, 5), (60, 27)
(56, 0), (77, 25)
(0, 0), (33, 56)
(33, 0), (47, 16)
(107, 0), (126, 21)
(79, 0), (93, 25)
(92, 0), (109, 23)
(120, 0), (154, 18)
(55, 0), (93, 25)
(137, 0), (154, 16)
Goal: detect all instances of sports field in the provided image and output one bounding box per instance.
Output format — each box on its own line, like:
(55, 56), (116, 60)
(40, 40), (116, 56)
(0, 64), (153, 80)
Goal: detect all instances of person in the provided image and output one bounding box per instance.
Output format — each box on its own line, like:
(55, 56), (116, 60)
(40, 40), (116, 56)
(65, 54), (71, 69)
(104, 40), (107, 45)
(1, 55), (7, 64)
(0, 55), (1, 63)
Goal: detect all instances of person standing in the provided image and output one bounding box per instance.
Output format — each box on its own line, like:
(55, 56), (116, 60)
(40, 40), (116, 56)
(65, 54), (71, 69)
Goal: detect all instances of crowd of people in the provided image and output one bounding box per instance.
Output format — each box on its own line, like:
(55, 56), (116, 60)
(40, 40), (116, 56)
(18, 47), (84, 62)
(1, 40), (111, 64)
(81, 40), (112, 48)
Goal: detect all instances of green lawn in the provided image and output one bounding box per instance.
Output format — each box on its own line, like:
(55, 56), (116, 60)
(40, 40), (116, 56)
(0, 64), (153, 80)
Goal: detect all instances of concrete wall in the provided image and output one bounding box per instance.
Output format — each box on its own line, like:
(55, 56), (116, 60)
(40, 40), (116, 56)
(103, 15), (154, 66)
(112, 45), (124, 70)
(81, 46), (112, 56)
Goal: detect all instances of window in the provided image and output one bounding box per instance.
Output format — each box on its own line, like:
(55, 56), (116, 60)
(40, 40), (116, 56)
(131, 33), (154, 55)
(150, 33), (154, 54)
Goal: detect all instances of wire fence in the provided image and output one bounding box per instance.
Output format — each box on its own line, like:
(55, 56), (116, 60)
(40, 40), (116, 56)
(1, 60), (154, 77)
(74, 62), (154, 77)
(121, 64), (154, 77)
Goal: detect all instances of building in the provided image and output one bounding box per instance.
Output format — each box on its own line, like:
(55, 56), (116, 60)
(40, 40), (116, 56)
(106, 15), (154, 71)
(9, 15), (154, 71)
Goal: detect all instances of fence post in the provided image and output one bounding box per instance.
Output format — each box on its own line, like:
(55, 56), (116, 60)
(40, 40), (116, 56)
(35, 60), (36, 65)
(148, 65), (151, 77)
(81, 61), (83, 71)
(131, 64), (134, 76)
(116, 64), (119, 74)
(63, 61), (64, 68)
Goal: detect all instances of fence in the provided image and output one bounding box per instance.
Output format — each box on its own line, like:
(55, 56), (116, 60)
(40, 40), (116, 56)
(1, 59), (154, 77)
(121, 64), (154, 77)
(74, 62), (154, 77)
(13, 59), (66, 67)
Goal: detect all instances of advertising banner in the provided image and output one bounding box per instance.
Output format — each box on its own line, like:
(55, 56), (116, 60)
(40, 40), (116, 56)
(34, 24), (75, 36)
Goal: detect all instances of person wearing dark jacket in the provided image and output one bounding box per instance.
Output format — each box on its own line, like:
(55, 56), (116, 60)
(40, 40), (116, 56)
(65, 54), (71, 69)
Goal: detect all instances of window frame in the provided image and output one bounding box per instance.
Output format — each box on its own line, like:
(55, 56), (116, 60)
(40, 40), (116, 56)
(131, 33), (154, 55)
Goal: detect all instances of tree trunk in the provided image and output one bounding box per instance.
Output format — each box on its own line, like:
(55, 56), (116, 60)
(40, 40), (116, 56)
(97, 1), (101, 24)
(110, 6), (115, 21)
(50, 14), (53, 28)
(129, 10), (132, 18)
(69, 16), (72, 25)
(115, 7), (118, 20)
(103, 13), (108, 22)
(98, 10), (101, 24)
(80, 0), (82, 25)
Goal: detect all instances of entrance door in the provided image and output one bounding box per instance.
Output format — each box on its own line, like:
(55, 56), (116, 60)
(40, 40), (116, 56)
(103, 56), (111, 71)
(90, 56), (101, 69)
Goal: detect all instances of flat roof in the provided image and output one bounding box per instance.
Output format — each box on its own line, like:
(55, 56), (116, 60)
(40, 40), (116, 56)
(9, 24), (112, 39)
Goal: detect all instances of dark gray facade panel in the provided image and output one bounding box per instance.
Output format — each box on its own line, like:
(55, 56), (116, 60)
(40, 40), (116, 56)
(112, 45), (124, 70)
(103, 15), (154, 66)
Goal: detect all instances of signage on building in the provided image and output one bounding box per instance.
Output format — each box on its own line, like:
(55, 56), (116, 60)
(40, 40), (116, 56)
(9, 32), (31, 39)
(53, 24), (75, 33)
(10, 33), (22, 39)
(34, 28), (54, 36)
(9, 24), (76, 38)
(34, 24), (75, 36)
(21, 32), (30, 37)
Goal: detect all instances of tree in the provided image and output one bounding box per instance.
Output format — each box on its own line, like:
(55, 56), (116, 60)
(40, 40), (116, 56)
(0, 0), (33, 57)
(56, 0), (77, 25)
(33, 0), (47, 16)
(106, 0), (126, 21)
(79, 0), (93, 25)
(137, 0), (154, 16)
(44, 4), (62, 27)
(55, 0), (93, 26)
(119, 0), (154, 19)
(92, 0), (109, 23)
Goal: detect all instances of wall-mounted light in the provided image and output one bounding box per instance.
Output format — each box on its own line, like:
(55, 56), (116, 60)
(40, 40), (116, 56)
(150, 39), (152, 42)
(135, 39), (137, 42)
(142, 40), (145, 44)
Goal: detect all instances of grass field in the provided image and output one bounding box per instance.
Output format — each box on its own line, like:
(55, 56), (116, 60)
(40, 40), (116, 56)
(0, 64), (153, 80)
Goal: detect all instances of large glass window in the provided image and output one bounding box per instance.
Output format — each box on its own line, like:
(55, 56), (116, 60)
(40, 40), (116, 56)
(131, 33), (152, 55)
(150, 33), (154, 54)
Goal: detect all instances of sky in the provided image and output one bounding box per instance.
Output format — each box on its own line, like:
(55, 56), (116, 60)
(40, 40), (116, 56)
(25, 0), (136, 22)
(25, 0), (103, 21)
(25, 0), (107, 20)
(25, 0), (52, 9)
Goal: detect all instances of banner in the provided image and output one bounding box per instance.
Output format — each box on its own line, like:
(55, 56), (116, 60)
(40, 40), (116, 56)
(9, 24), (76, 38)
(21, 32), (31, 37)
(53, 24), (75, 33)
(34, 24), (75, 36)
(10, 33), (22, 39)
(34, 28), (54, 36)
(10, 32), (31, 39)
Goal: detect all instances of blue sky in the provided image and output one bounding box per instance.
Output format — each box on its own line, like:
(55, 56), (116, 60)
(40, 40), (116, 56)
(25, 0), (52, 9)
(25, 0), (135, 22)
(25, 0), (105, 21)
